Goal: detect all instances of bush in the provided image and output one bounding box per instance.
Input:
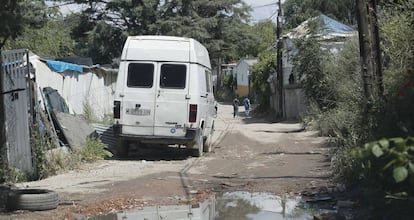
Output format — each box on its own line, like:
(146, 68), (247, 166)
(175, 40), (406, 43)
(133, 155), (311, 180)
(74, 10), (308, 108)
(352, 137), (414, 218)
(76, 137), (112, 162)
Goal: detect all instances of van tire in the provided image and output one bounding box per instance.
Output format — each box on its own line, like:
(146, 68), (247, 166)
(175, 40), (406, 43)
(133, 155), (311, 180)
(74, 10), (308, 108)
(203, 123), (214, 153)
(203, 134), (212, 153)
(191, 132), (204, 157)
(116, 139), (129, 158)
(7, 189), (58, 211)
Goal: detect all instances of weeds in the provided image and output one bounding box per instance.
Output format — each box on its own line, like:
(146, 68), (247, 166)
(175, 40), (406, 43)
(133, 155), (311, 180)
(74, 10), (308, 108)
(75, 137), (112, 162)
(83, 101), (95, 123)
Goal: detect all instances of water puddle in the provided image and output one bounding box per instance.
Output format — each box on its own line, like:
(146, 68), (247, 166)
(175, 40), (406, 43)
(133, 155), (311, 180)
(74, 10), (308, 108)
(89, 195), (215, 220)
(215, 191), (313, 220)
(88, 192), (316, 220)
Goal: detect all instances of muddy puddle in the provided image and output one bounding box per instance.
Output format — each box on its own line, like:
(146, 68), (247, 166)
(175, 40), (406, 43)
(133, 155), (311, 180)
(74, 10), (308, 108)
(89, 191), (316, 220)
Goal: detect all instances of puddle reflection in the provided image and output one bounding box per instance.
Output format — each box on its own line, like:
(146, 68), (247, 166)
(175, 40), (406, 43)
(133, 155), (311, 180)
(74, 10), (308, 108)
(89, 192), (314, 220)
(215, 191), (313, 220)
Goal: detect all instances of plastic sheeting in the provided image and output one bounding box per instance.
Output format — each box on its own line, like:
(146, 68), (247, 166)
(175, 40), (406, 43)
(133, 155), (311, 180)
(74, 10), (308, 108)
(47, 60), (83, 73)
(287, 14), (356, 39)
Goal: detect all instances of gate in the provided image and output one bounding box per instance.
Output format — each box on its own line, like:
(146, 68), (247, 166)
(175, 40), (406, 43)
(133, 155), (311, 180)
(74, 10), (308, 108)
(0, 49), (33, 174)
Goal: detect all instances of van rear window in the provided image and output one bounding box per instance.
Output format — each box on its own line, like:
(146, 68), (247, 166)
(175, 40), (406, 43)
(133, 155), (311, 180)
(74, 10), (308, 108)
(127, 63), (154, 88)
(160, 64), (186, 89)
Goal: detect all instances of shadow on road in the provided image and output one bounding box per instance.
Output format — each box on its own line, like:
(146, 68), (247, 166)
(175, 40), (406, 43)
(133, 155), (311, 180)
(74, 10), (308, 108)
(110, 143), (193, 161)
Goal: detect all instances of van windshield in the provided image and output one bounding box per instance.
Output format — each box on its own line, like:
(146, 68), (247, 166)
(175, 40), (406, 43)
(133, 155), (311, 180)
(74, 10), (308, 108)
(127, 63), (154, 88)
(160, 64), (186, 89)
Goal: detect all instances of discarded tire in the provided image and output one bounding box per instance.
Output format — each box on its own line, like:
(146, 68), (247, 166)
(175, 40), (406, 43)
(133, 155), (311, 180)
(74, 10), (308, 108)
(7, 189), (58, 211)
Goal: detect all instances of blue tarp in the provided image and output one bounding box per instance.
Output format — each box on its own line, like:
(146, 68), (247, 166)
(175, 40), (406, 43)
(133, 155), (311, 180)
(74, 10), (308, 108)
(46, 60), (83, 73)
(315, 15), (354, 35)
(287, 14), (355, 39)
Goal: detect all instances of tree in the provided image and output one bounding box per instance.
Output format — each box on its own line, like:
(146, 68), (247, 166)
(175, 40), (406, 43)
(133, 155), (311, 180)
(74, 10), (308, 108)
(292, 36), (334, 110)
(250, 21), (276, 110)
(67, 0), (258, 64)
(283, 0), (356, 29)
(4, 18), (75, 58)
(0, 0), (48, 49)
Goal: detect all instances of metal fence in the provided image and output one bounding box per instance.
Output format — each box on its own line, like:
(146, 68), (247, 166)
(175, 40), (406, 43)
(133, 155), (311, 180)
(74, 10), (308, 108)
(1, 49), (33, 174)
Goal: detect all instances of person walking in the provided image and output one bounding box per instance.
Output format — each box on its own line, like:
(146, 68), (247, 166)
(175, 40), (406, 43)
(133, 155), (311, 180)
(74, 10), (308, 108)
(243, 97), (251, 116)
(232, 97), (239, 118)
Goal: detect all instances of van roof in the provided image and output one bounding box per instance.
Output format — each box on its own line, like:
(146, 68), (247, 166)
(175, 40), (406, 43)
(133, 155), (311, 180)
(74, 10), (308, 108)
(122, 35), (211, 69)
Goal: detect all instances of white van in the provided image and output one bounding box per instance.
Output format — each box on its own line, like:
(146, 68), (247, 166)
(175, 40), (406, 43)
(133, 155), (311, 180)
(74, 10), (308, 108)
(113, 36), (216, 157)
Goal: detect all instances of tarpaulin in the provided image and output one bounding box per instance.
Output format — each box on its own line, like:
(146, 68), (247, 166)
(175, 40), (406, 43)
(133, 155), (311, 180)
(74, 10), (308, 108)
(46, 59), (83, 73)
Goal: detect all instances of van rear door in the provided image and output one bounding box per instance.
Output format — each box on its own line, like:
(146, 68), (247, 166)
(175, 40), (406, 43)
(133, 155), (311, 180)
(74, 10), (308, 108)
(120, 62), (157, 136)
(153, 63), (189, 137)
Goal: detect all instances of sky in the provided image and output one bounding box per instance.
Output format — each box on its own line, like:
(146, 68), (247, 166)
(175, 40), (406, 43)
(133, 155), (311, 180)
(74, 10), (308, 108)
(46, 0), (280, 23)
(244, 0), (279, 23)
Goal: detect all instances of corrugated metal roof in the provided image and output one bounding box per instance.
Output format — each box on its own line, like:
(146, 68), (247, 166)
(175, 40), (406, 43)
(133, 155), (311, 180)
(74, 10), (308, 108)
(93, 124), (117, 151)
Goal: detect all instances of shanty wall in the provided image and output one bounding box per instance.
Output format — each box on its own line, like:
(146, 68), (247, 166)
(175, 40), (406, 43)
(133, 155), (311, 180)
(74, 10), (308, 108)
(30, 56), (116, 120)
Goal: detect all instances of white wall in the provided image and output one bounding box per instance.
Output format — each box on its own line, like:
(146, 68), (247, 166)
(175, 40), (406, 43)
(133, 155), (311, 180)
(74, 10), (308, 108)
(30, 56), (116, 119)
(236, 61), (249, 87)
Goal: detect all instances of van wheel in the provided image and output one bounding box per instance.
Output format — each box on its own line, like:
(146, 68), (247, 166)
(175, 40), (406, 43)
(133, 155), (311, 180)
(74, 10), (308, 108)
(203, 123), (214, 153)
(191, 132), (204, 157)
(203, 134), (212, 153)
(116, 139), (129, 158)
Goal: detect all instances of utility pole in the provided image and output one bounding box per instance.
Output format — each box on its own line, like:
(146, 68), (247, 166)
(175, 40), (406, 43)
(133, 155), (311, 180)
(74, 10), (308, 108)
(368, 0), (384, 97)
(0, 52), (7, 178)
(276, 0), (284, 119)
(216, 56), (222, 94)
(356, 0), (373, 111)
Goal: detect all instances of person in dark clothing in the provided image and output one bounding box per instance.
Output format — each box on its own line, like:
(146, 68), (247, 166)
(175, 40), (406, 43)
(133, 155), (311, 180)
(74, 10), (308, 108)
(232, 98), (239, 118)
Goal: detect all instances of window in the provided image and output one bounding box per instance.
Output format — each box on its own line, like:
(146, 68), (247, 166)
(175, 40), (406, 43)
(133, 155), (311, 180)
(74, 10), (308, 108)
(205, 70), (211, 93)
(160, 64), (186, 89)
(127, 63), (154, 88)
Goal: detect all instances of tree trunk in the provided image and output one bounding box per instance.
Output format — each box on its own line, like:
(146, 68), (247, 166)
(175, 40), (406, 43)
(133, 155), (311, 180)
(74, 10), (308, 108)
(356, 0), (374, 111)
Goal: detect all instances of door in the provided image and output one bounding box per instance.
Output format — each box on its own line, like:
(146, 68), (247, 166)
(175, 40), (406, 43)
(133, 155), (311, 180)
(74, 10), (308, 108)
(153, 63), (189, 137)
(204, 69), (215, 133)
(120, 62), (157, 136)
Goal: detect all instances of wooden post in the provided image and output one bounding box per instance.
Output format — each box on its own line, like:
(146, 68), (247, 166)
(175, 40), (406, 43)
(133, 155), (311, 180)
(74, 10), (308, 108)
(368, 0), (384, 97)
(356, 0), (373, 110)
(0, 51), (7, 179)
(276, 0), (284, 119)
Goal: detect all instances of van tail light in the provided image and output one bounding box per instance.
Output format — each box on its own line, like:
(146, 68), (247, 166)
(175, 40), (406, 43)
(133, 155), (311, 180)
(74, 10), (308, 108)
(114, 101), (121, 119)
(189, 104), (197, 123)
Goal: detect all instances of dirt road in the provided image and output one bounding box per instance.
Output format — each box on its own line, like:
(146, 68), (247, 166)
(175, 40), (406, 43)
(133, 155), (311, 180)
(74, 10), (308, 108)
(3, 103), (332, 219)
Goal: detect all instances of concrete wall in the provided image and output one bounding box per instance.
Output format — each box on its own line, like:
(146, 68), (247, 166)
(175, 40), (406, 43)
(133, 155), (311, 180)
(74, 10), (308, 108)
(284, 85), (306, 119)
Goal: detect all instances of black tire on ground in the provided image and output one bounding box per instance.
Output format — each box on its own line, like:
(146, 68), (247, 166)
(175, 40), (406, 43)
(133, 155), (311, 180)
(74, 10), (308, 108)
(191, 132), (204, 157)
(203, 123), (214, 153)
(7, 189), (58, 211)
(203, 134), (212, 153)
(116, 139), (130, 158)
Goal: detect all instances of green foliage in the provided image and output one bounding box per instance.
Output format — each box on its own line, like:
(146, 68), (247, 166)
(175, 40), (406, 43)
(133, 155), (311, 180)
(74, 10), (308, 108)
(32, 121), (58, 179)
(68, 0), (258, 64)
(4, 18), (75, 57)
(83, 101), (95, 123)
(223, 74), (235, 90)
(251, 52), (275, 110)
(282, 0), (356, 29)
(351, 137), (414, 215)
(353, 137), (414, 184)
(31, 115), (111, 180)
(292, 37), (335, 110)
(0, 0), (48, 49)
(247, 21), (276, 112)
(76, 137), (112, 162)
